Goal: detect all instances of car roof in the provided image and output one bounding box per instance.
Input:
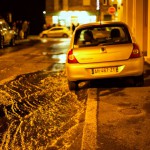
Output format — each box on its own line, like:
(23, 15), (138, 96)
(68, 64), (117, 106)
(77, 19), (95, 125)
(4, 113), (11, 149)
(51, 26), (67, 29)
(76, 21), (129, 30)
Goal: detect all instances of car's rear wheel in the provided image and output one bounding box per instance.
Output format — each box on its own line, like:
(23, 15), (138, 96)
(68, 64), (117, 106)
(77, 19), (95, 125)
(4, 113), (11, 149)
(0, 36), (4, 49)
(68, 81), (78, 91)
(63, 34), (68, 38)
(133, 74), (144, 87)
(42, 34), (48, 38)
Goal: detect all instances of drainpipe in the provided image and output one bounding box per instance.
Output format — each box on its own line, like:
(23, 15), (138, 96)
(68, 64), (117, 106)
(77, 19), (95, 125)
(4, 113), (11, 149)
(117, 0), (123, 21)
(147, 0), (150, 59)
(132, 0), (136, 36)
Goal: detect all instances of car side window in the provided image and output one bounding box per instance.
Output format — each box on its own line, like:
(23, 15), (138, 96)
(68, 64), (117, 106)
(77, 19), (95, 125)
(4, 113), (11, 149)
(51, 28), (62, 31)
(93, 27), (110, 39)
(75, 30), (85, 45)
(109, 27), (130, 43)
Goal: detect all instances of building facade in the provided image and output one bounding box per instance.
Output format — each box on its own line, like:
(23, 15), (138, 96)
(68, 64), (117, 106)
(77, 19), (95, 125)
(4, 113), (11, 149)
(45, 0), (98, 27)
(118, 0), (150, 58)
(45, 0), (118, 27)
(45, 0), (150, 57)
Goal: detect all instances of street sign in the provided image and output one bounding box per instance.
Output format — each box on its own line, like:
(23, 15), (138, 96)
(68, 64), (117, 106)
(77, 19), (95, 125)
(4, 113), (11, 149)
(108, 6), (116, 14)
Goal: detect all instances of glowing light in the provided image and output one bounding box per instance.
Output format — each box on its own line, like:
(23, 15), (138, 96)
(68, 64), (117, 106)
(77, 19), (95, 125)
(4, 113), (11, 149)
(52, 54), (66, 63)
(59, 11), (88, 17)
(118, 0), (122, 5)
(43, 11), (46, 14)
(96, 0), (100, 10)
(52, 11), (96, 26)
(52, 16), (59, 24)
(40, 38), (48, 43)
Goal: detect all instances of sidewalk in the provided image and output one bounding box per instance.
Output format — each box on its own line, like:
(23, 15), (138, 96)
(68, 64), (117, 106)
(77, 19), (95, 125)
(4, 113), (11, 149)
(144, 56), (150, 65)
(14, 36), (150, 149)
(81, 56), (150, 150)
(15, 35), (39, 44)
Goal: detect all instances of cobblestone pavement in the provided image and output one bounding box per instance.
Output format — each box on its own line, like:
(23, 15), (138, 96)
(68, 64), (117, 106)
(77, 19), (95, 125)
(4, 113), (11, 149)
(0, 71), (87, 149)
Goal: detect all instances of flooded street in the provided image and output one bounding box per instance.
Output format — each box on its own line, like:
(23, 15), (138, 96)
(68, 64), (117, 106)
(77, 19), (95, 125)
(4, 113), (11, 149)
(0, 37), (87, 149)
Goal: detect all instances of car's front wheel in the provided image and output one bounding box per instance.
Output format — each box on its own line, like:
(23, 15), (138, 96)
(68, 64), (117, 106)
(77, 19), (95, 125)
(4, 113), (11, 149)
(68, 81), (78, 91)
(42, 34), (48, 38)
(63, 34), (68, 38)
(0, 36), (4, 49)
(10, 37), (16, 46)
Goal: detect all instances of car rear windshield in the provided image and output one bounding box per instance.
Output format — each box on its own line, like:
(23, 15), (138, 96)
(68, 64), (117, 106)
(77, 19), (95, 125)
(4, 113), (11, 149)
(74, 24), (132, 47)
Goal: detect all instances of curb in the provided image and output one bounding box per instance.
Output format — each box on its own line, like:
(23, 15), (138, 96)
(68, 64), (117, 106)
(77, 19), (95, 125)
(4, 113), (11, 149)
(15, 39), (29, 44)
(144, 56), (150, 65)
(15, 35), (39, 44)
(81, 88), (97, 150)
(81, 56), (149, 150)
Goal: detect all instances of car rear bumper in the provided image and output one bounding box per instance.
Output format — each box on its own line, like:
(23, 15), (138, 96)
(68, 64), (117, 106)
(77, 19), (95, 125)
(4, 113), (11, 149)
(66, 57), (144, 81)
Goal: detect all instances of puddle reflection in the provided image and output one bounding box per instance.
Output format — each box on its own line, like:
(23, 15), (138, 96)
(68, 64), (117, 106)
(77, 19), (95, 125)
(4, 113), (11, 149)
(52, 54), (66, 63)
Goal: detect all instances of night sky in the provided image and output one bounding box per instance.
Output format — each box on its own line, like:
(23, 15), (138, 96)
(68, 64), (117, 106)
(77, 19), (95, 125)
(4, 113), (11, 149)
(0, 0), (46, 34)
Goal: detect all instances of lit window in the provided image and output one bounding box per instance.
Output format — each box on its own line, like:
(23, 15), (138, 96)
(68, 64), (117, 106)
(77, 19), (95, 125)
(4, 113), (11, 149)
(52, 16), (58, 24)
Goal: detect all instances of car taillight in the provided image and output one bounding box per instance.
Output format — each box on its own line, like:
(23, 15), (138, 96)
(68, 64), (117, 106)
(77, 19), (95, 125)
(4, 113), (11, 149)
(129, 43), (141, 58)
(67, 49), (78, 63)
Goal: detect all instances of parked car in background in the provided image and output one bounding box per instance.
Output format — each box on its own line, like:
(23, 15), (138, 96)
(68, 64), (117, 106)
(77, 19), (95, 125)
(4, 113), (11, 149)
(39, 26), (71, 38)
(66, 21), (144, 90)
(0, 19), (16, 49)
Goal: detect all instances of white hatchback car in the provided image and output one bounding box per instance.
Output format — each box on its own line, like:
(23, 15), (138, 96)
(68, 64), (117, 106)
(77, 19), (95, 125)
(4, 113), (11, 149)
(66, 21), (144, 90)
(39, 26), (71, 38)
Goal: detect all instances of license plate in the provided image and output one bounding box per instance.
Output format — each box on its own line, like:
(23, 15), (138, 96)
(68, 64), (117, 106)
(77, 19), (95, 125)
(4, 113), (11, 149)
(92, 67), (118, 74)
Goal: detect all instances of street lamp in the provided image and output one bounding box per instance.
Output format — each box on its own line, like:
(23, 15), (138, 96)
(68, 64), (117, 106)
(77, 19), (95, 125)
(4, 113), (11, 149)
(43, 11), (46, 15)
(96, 0), (100, 10)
